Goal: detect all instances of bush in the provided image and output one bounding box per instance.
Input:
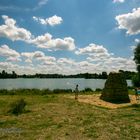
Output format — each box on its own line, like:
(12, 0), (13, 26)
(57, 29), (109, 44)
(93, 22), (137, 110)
(83, 87), (93, 92)
(95, 88), (102, 92)
(41, 89), (53, 95)
(53, 89), (72, 94)
(127, 86), (134, 90)
(8, 99), (26, 115)
(0, 89), (9, 95)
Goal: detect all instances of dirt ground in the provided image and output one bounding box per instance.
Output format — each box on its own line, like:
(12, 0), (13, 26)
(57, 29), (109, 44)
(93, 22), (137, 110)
(67, 94), (140, 109)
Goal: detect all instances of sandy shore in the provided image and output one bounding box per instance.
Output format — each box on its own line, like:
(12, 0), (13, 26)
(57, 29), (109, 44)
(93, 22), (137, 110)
(67, 94), (140, 109)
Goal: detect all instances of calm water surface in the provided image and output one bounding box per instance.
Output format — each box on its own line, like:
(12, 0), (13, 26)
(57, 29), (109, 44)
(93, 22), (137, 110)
(0, 78), (132, 90)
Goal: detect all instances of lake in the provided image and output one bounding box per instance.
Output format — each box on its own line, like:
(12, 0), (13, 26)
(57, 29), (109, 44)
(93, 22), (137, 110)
(0, 78), (132, 90)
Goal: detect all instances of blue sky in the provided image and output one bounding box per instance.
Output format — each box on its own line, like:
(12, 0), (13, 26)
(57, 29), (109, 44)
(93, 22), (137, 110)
(0, 0), (140, 74)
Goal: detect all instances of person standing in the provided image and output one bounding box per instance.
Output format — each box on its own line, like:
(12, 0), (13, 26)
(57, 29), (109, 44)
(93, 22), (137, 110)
(137, 88), (140, 100)
(75, 84), (79, 100)
(135, 88), (139, 100)
(135, 87), (140, 100)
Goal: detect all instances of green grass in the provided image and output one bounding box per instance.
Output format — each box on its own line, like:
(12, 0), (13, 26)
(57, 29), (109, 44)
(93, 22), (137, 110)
(0, 92), (140, 140)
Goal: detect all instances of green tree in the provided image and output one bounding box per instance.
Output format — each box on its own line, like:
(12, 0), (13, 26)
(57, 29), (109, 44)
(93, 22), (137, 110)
(1, 70), (7, 78)
(101, 72), (108, 79)
(12, 71), (17, 78)
(134, 43), (140, 73)
(133, 43), (140, 87)
(132, 74), (140, 87)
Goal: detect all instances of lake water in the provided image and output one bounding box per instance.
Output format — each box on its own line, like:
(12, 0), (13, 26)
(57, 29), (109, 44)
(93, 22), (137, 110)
(0, 78), (132, 90)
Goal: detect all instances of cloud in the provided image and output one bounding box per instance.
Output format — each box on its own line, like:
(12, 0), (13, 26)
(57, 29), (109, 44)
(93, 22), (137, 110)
(0, 45), (21, 62)
(30, 33), (76, 51)
(37, 56), (56, 65)
(21, 51), (45, 63)
(113, 0), (125, 3)
(130, 45), (136, 51)
(38, 0), (48, 7)
(75, 43), (136, 73)
(21, 51), (45, 59)
(6, 57), (21, 62)
(33, 15), (63, 26)
(56, 58), (97, 74)
(75, 43), (109, 55)
(0, 62), (14, 70)
(41, 60), (56, 66)
(135, 38), (140, 43)
(75, 43), (112, 59)
(57, 58), (76, 66)
(30, 33), (52, 44)
(115, 8), (140, 35)
(104, 57), (136, 71)
(87, 55), (136, 73)
(0, 62), (41, 74)
(21, 51), (56, 65)
(0, 54), (136, 75)
(46, 37), (75, 51)
(0, 0), (48, 12)
(0, 5), (23, 11)
(0, 15), (75, 51)
(0, 15), (32, 41)
(33, 0), (48, 10)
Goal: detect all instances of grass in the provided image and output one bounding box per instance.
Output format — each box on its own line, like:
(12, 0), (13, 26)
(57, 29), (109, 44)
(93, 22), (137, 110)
(0, 90), (139, 140)
(0, 88), (98, 95)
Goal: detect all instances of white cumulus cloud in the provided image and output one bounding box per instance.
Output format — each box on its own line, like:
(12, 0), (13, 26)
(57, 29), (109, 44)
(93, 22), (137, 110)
(0, 15), (32, 41)
(0, 15), (75, 52)
(57, 58), (76, 66)
(0, 45), (21, 62)
(116, 8), (140, 35)
(21, 51), (45, 63)
(21, 51), (56, 65)
(75, 43), (136, 73)
(33, 15), (63, 26)
(75, 43), (111, 59)
(30, 33), (76, 51)
(87, 55), (136, 73)
(30, 33), (52, 44)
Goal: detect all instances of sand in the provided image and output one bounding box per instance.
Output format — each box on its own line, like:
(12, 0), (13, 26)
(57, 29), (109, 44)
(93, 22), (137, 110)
(67, 94), (140, 109)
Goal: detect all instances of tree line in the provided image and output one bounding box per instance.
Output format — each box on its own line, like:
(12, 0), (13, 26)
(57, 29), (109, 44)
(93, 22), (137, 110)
(0, 70), (136, 79)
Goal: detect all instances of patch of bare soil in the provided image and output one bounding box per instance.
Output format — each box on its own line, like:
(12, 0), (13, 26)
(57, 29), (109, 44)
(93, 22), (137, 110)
(67, 94), (139, 109)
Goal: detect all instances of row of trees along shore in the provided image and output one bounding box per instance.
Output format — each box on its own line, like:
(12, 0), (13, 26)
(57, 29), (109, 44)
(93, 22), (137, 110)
(0, 70), (136, 79)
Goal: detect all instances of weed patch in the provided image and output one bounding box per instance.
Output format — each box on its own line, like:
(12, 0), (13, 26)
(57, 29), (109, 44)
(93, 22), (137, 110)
(8, 99), (27, 116)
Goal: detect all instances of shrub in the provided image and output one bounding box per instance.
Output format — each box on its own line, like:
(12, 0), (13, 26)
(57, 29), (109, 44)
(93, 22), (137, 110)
(95, 88), (102, 92)
(8, 99), (26, 115)
(41, 89), (53, 95)
(127, 86), (134, 90)
(53, 89), (72, 94)
(0, 89), (9, 95)
(83, 87), (93, 92)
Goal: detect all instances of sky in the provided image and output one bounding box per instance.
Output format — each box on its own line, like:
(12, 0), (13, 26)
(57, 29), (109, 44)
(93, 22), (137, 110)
(0, 0), (140, 74)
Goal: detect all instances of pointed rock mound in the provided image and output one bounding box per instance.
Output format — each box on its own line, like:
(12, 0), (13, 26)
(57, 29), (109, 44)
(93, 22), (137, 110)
(100, 72), (130, 103)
